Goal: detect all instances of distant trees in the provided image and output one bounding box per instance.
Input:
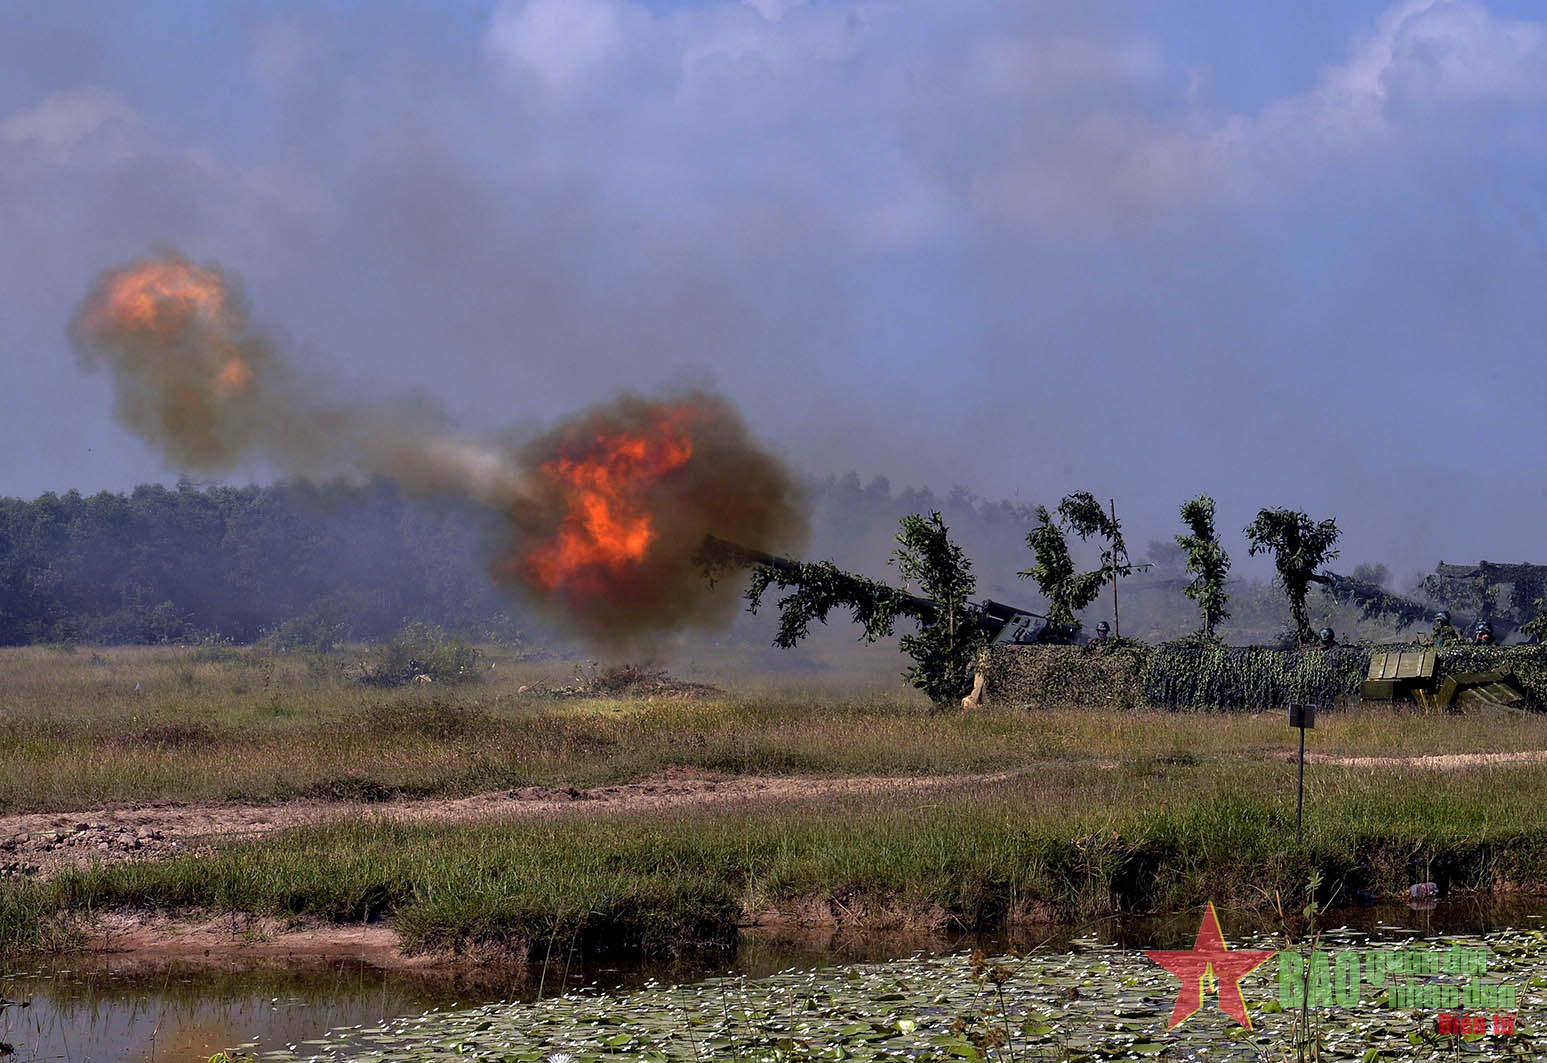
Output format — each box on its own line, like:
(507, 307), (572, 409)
(1019, 492), (1132, 635)
(0, 480), (520, 645)
(1244, 508), (1340, 645)
(1177, 495), (1230, 640)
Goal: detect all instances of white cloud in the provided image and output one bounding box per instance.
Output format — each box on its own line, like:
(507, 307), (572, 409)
(486, 0), (640, 99)
(250, 18), (319, 96)
(961, 0), (1547, 227)
(1, 86), (138, 156)
(741, 0), (806, 21)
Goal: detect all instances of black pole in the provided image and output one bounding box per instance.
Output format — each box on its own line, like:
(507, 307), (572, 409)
(1296, 724), (1306, 844)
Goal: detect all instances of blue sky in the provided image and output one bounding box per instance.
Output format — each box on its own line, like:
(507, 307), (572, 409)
(4, 0), (1547, 576)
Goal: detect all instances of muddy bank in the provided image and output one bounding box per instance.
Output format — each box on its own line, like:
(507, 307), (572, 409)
(48, 889), (1547, 984)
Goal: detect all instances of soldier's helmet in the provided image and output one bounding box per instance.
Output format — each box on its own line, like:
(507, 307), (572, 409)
(1475, 620), (1494, 636)
(1318, 627), (1334, 643)
(1095, 621), (1110, 635)
(1435, 610), (1451, 624)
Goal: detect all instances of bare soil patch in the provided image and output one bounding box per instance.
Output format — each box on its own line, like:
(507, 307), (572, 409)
(1275, 749), (1547, 770)
(0, 770), (1019, 879)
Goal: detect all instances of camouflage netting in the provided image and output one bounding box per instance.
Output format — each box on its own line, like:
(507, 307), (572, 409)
(986, 642), (1547, 712)
(983, 643), (1150, 709)
(1139, 643), (1367, 711)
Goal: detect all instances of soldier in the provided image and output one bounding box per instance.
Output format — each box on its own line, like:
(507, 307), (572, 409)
(1317, 627), (1337, 649)
(1092, 621), (1111, 642)
(1474, 620), (1495, 645)
(1431, 610), (1463, 647)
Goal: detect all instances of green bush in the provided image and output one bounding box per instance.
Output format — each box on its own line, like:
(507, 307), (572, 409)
(363, 623), (482, 687)
(261, 603), (350, 654)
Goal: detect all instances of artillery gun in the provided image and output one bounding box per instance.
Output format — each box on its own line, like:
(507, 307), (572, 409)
(1309, 571), (1432, 629)
(695, 534), (1050, 644)
(1313, 562), (1547, 643)
(1424, 562), (1547, 642)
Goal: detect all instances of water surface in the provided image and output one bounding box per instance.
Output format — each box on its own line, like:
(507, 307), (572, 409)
(4, 895), (1543, 1062)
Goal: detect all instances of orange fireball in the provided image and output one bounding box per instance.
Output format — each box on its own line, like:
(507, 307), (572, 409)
(85, 258), (230, 342)
(524, 407), (695, 596)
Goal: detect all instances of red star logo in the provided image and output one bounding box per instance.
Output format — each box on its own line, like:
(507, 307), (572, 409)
(1144, 902), (1277, 1029)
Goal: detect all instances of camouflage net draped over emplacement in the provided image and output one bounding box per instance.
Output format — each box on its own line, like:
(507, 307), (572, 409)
(985, 642), (1547, 711)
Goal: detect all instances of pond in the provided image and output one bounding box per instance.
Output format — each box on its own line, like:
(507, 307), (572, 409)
(4, 898), (1544, 1062)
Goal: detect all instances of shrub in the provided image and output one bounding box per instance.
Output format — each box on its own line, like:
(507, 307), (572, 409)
(363, 622), (482, 687)
(262, 603), (350, 654)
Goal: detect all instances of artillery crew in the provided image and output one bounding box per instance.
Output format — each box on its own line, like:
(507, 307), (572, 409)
(1474, 620), (1495, 645)
(1430, 611), (1463, 648)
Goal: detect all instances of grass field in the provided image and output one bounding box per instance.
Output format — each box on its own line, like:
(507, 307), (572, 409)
(7, 643), (1547, 812)
(7, 757), (1547, 956)
(4, 643), (1547, 958)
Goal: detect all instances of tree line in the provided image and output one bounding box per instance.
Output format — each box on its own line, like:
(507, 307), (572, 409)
(0, 473), (1042, 649)
(0, 479), (518, 646)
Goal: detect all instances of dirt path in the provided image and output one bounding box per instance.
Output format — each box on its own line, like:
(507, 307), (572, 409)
(1296, 749), (1547, 770)
(0, 770), (1026, 878)
(8, 748), (1547, 880)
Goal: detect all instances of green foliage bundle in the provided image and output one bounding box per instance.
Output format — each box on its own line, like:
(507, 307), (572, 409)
(745, 559), (917, 647)
(745, 512), (985, 707)
(1524, 599), (1547, 645)
(1421, 572), (1495, 625)
(365, 622), (482, 687)
(1020, 507), (1101, 630)
(1176, 495), (1230, 639)
(890, 513), (989, 706)
(1244, 508), (1341, 645)
(1019, 492), (1132, 633)
(1315, 572), (1430, 629)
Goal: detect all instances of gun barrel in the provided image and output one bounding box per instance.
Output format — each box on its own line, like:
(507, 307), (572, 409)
(697, 534), (803, 579)
(697, 534), (1046, 641)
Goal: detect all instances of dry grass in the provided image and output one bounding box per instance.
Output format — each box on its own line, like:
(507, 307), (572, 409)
(5, 643), (1547, 814)
(7, 755), (1547, 955)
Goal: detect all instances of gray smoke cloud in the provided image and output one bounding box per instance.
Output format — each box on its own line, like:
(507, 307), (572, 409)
(10, 0), (1547, 583)
(69, 250), (809, 644)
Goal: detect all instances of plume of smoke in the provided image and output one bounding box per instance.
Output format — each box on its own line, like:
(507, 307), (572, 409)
(498, 391), (809, 644)
(70, 251), (809, 646)
(70, 251), (291, 471)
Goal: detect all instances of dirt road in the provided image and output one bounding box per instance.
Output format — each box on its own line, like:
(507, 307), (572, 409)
(7, 747), (1545, 879)
(0, 770), (1023, 878)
